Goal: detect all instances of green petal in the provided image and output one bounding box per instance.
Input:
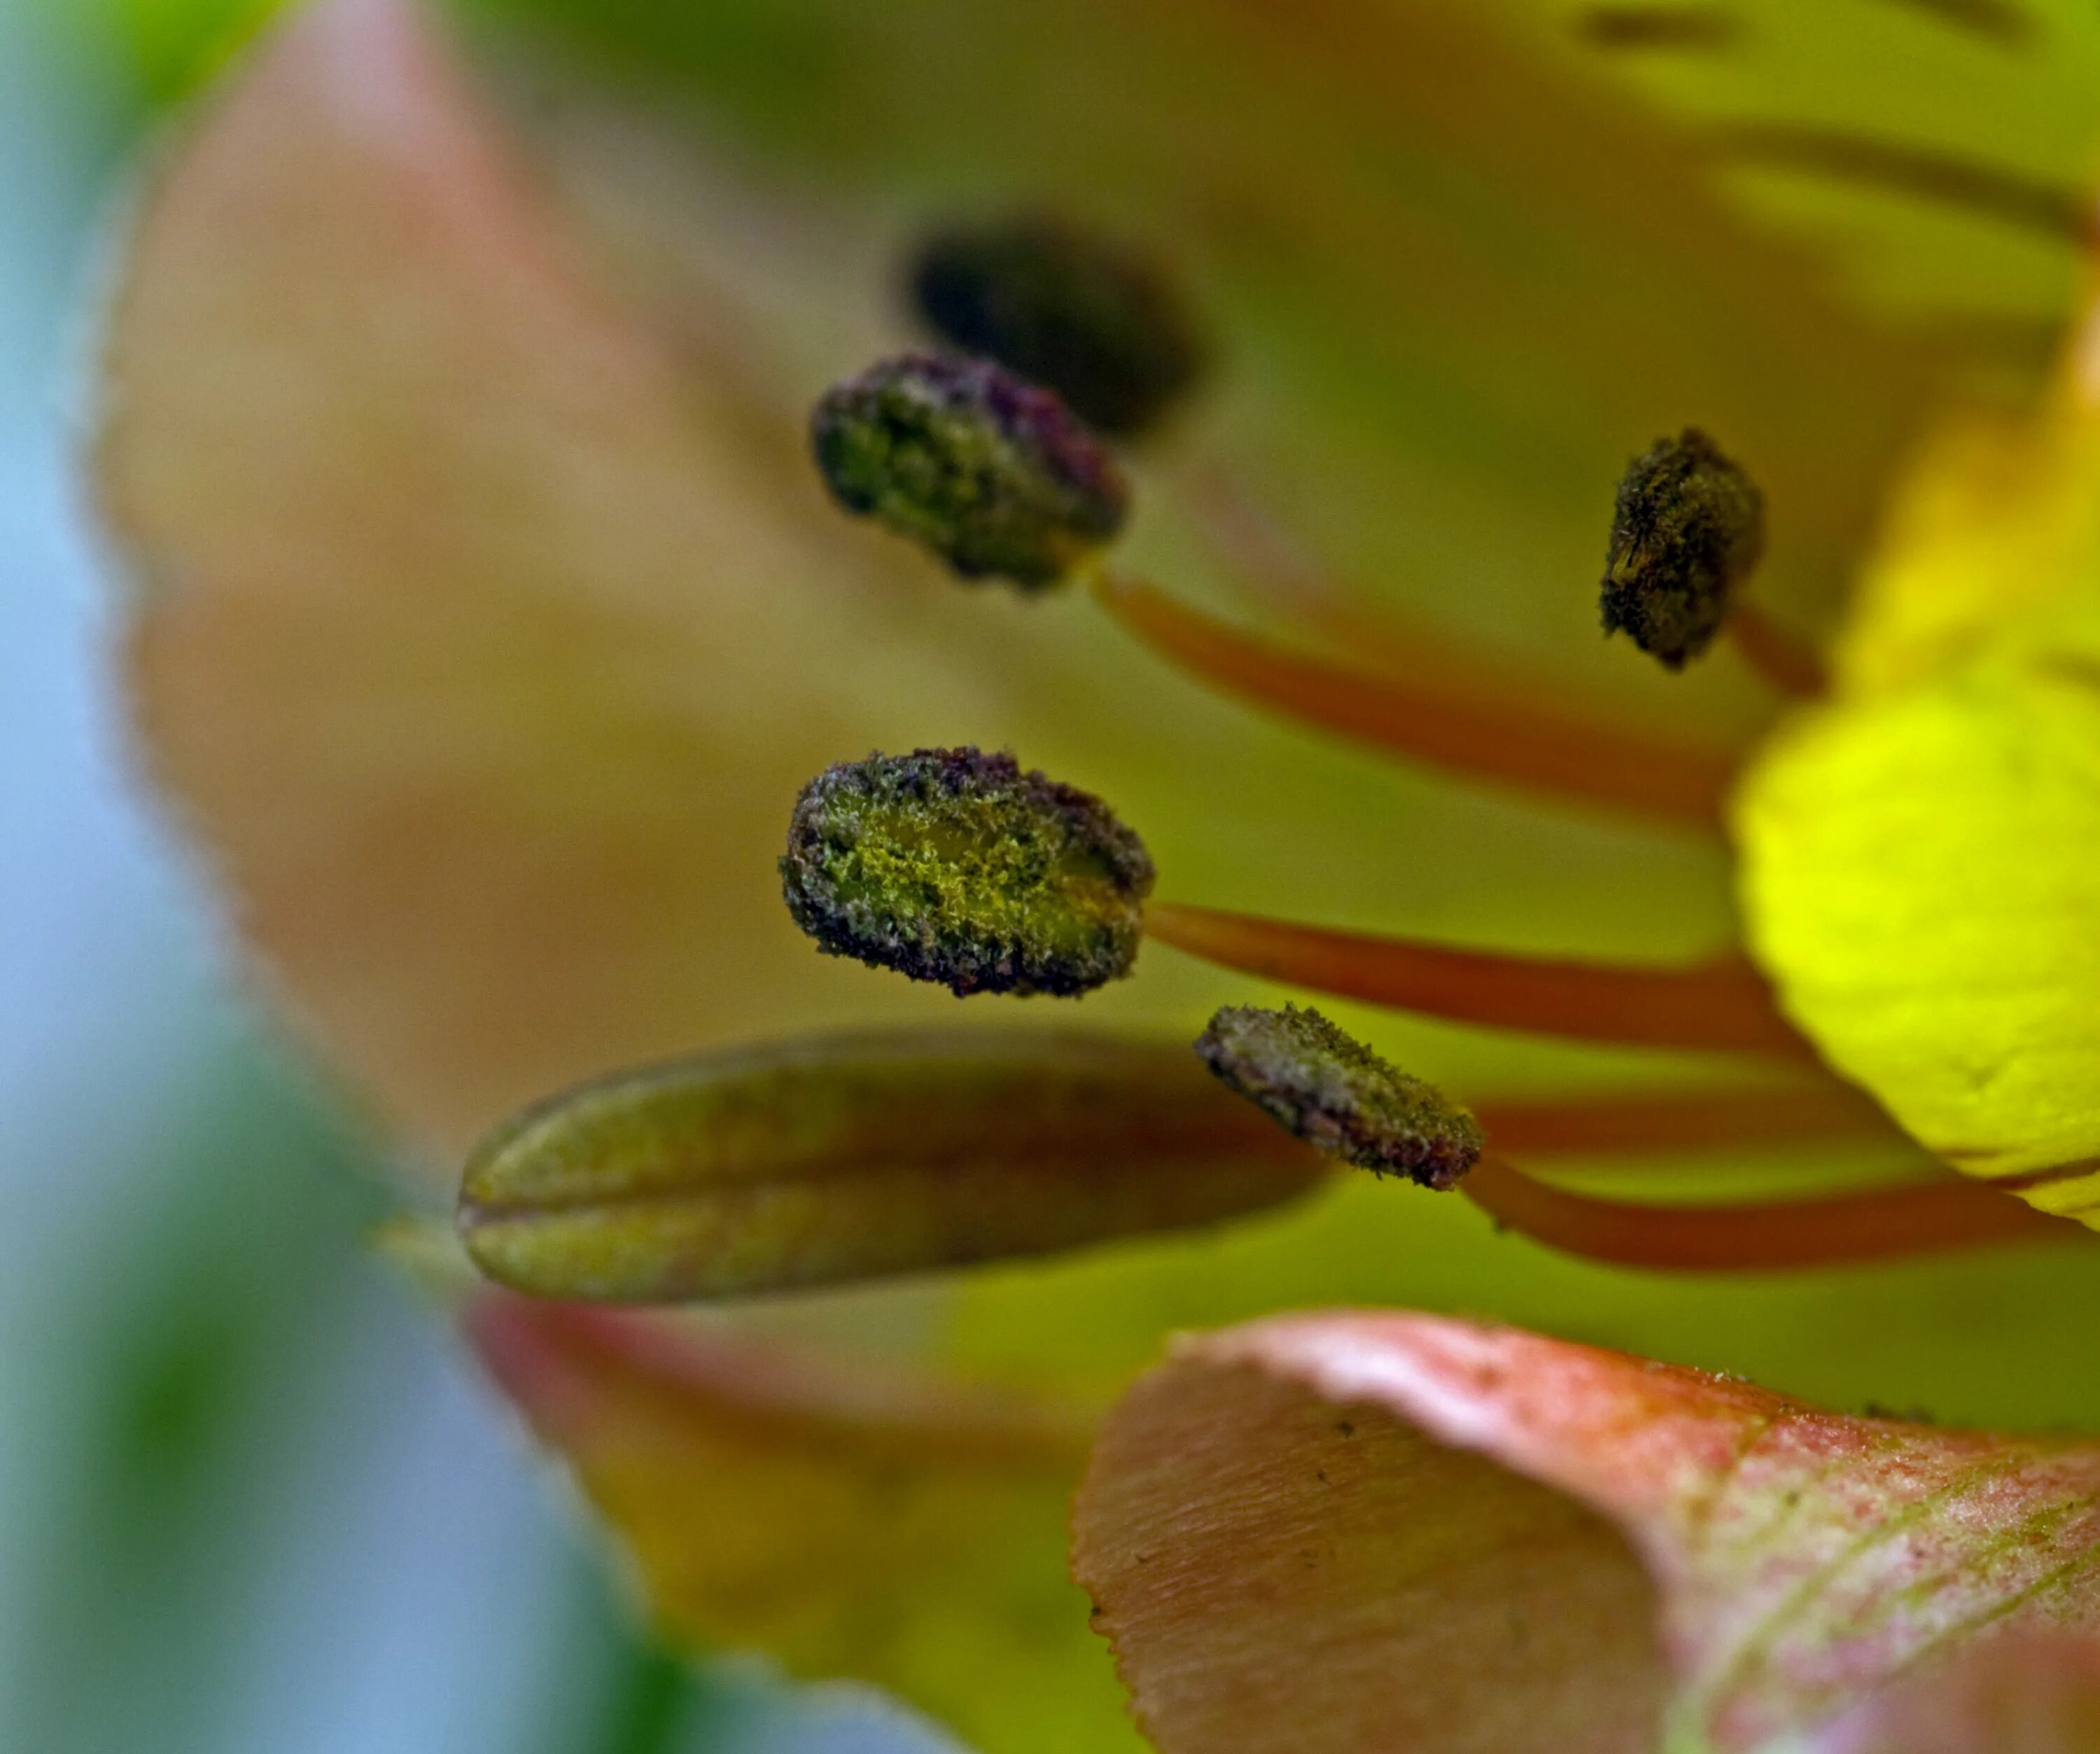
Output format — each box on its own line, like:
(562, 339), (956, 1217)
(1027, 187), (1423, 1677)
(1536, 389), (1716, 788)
(1555, 0), (2100, 354)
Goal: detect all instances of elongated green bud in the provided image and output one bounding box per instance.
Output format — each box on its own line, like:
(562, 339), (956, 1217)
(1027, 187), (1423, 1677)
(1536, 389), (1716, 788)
(1194, 1003), (1482, 1188)
(781, 747), (1153, 997)
(811, 353), (1128, 590)
(910, 215), (1208, 437)
(456, 1031), (1324, 1302)
(1601, 428), (1765, 669)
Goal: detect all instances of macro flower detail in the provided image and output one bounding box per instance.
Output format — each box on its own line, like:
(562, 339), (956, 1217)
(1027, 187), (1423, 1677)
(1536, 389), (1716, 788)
(811, 354), (1128, 589)
(1074, 1311), (2100, 1754)
(90, 0), (2100, 1746)
(781, 746), (1153, 996)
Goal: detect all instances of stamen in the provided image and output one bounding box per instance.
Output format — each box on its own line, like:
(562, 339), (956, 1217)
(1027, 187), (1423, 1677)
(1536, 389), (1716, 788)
(811, 354), (1126, 590)
(1602, 429), (1765, 671)
(1462, 1153), (2068, 1269)
(1194, 1004), (1482, 1188)
(1471, 1081), (1893, 1157)
(1092, 571), (1736, 823)
(909, 215), (1208, 438)
(782, 748), (1154, 996)
(1720, 125), (2091, 244)
(1726, 601), (1828, 697)
(1146, 900), (1813, 1058)
(458, 1031), (1324, 1303)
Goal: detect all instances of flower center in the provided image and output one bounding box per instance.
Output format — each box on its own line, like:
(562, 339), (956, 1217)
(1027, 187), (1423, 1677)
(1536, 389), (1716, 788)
(776, 214), (2072, 1277)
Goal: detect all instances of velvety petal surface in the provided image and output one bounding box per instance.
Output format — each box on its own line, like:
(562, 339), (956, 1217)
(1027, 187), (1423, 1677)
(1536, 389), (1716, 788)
(1072, 1311), (2100, 1754)
(469, 1295), (1140, 1754)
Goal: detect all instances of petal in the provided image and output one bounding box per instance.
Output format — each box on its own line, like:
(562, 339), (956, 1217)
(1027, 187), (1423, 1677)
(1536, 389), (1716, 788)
(1072, 1311), (2100, 1753)
(1809, 1634), (2100, 1754)
(1737, 370), (2100, 1205)
(467, 1295), (1142, 1754)
(458, 1029), (1322, 1301)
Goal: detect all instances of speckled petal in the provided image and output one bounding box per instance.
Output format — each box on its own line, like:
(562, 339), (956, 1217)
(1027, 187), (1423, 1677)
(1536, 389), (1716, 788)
(1072, 1311), (2100, 1754)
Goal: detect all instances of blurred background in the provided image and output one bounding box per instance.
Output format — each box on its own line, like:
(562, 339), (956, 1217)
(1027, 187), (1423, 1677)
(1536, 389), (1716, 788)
(0, 4), (944, 1747)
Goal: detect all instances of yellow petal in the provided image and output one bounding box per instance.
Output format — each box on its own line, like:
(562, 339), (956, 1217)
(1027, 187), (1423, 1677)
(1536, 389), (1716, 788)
(469, 1295), (1142, 1754)
(458, 1029), (1322, 1301)
(1738, 358), (2100, 1213)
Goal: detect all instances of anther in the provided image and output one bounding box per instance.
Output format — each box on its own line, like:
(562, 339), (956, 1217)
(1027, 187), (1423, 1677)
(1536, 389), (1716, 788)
(811, 354), (1128, 590)
(1601, 428), (1766, 669)
(1194, 1003), (1483, 1189)
(781, 747), (1154, 996)
(909, 215), (1208, 437)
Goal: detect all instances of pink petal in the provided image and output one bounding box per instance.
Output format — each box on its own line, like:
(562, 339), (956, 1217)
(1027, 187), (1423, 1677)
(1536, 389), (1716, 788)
(1072, 1312), (2100, 1753)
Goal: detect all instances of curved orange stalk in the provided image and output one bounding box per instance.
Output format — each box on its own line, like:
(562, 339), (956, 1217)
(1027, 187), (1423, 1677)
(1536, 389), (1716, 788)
(1093, 570), (1736, 823)
(1147, 900), (1814, 1057)
(1727, 602), (1828, 697)
(1471, 1082), (1891, 1157)
(1461, 1153), (2070, 1270)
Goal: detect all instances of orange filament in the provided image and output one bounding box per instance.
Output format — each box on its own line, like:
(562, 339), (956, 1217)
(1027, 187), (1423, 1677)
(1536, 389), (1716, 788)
(1471, 1082), (1892, 1157)
(1462, 1153), (2070, 1270)
(1093, 569), (1737, 824)
(1727, 603), (1828, 697)
(1147, 900), (1813, 1058)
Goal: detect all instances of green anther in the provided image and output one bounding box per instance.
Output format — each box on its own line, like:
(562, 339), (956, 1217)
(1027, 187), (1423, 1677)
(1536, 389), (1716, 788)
(1601, 427), (1766, 669)
(910, 215), (1208, 437)
(781, 747), (1154, 997)
(1194, 1003), (1483, 1188)
(811, 353), (1128, 590)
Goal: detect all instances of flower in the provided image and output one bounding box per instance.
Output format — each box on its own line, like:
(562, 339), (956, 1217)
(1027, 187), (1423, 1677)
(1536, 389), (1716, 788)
(92, 0), (2100, 1746)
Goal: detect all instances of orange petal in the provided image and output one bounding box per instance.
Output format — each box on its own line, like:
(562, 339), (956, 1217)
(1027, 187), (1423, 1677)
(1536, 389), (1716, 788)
(1073, 1312), (2100, 1753)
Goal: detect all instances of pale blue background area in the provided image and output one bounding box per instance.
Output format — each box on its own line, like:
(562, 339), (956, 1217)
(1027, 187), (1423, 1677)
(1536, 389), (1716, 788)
(0, 6), (949, 1749)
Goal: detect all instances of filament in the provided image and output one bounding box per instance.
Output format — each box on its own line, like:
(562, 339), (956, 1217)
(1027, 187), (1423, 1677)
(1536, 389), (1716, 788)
(1462, 1153), (2068, 1269)
(1726, 602), (1828, 697)
(1093, 569), (1736, 824)
(1147, 900), (1813, 1058)
(1471, 1081), (1891, 1157)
